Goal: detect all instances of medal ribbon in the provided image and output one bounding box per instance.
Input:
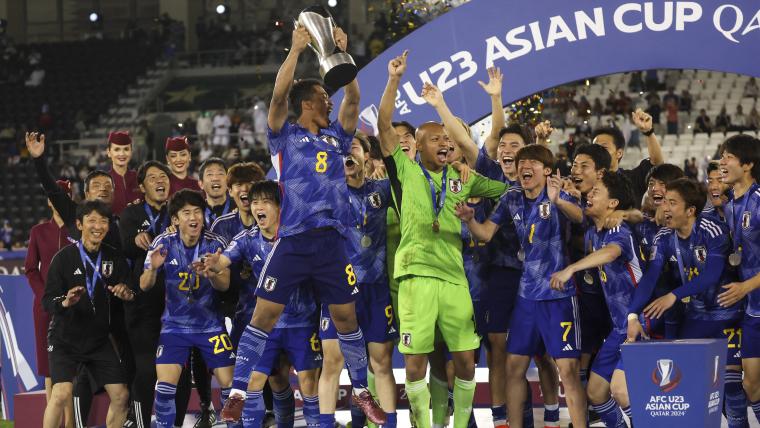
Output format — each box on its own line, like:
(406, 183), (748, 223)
(672, 224), (696, 287)
(729, 183), (756, 255)
(183, 240), (201, 301)
(77, 241), (102, 300)
(144, 202), (167, 235)
(205, 197), (231, 226)
(418, 163), (448, 225)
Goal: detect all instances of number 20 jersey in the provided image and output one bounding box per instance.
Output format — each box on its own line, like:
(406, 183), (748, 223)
(268, 120), (352, 238)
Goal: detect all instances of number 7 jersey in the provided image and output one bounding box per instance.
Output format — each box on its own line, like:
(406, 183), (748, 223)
(268, 120), (352, 238)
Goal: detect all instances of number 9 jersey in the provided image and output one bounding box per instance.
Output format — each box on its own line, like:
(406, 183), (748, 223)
(268, 120), (352, 238)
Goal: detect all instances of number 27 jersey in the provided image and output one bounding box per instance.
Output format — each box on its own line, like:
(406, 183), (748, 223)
(268, 120), (352, 238)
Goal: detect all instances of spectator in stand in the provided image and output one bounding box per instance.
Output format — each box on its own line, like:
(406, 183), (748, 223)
(196, 111), (212, 146)
(616, 90), (632, 115)
(695, 108), (712, 134)
(251, 98), (268, 143)
(684, 157), (698, 179)
(25, 65), (45, 87)
(646, 96), (662, 131)
(715, 106), (731, 133)
(744, 77), (759, 99)
(565, 100), (579, 127)
(664, 70), (680, 91)
(748, 107), (760, 131)
(732, 105), (747, 132)
(604, 92), (617, 114)
(679, 89), (692, 112)
(238, 122), (254, 146)
(1, 219), (12, 250)
(592, 98), (604, 118)
(199, 142), (214, 162)
(212, 110), (231, 147)
(645, 69), (659, 90)
(222, 144), (241, 164)
(665, 98), (679, 134)
(578, 96), (591, 119)
(25, 180), (75, 428)
(39, 103), (54, 135)
(629, 71), (644, 93)
(132, 120), (150, 164)
(662, 87), (679, 106)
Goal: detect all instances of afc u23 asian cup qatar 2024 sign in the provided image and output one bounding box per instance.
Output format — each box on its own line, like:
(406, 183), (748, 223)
(329, 0), (760, 133)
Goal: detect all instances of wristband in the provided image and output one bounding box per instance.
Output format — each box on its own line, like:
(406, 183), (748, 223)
(627, 313), (639, 321)
(641, 128), (655, 136)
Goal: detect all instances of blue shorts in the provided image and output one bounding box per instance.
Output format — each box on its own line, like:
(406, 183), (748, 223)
(507, 296), (581, 359)
(319, 282), (398, 343)
(231, 310), (254, 348)
(742, 314), (760, 359)
(256, 228), (357, 306)
(579, 290), (612, 354)
(679, 317), (743, 365)
(156, 330), (235, 370)
(479, 266), (520, 335)
(255, 326), (322, 375)
(590, 331), (625, 383)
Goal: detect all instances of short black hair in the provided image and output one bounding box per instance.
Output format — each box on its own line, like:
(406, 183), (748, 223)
(706, 160), (721, 175)
(499, 123), (534, 146)
(392, 121), (416, 137)
(646, 163), (684, 185)
(289, 78), (325, 117)
(353, 132), (371, 154)
(227, 162), (265, 187)
(76, 200), (111, 222)
(573, 143), (611, 171)
(199, 157), (227, 180)
(250, 180), (281, 206)
(84, 170), (114, 193)
(599, 171), (634, 211)
(167, 189), (207, 220)
(515, 144), (554, 169)
(666, 178), (706, 215)
(137, 160), (171, 185)
(592, 127), (626, 152)
(367, 135), (383, 160)
(721, 134), (760, 181)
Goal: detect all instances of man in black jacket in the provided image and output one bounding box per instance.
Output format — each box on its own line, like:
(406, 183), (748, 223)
(42, 201), (134, 428)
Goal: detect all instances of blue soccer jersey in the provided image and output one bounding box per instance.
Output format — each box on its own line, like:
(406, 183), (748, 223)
(475, 146), (506, 182)
(223, 227), (317, 329)
(145, 231), (228, 334)
(345, 179), (392, 285)
(268, 120), (352, 238)
(630, 217), (743, 321)
(725, 184), (760, 316)
(585, 223), (642, 334)
(635, 216), (662, 265)
(210, 210), (248, 242)
(462, 199), (490, 303)
(490, 186), (579, 300)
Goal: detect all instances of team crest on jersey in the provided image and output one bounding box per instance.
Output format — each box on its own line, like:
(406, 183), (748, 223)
(401, 333), (412, 347)
(263, 276), (277, 292)
(156, 345), (163, 358)
(743, 211), (751, 229)
(368, 192), (382, 208)
(101, 261), (113, 278)
(694, 246), (707, 263)
(321, 317), (330, 331)
(449, 178), (463, 194)
(539, 201), (551, 219)
(320, 135), (340, 148)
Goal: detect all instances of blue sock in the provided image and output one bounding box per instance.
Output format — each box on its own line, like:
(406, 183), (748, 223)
(154, 382), (177, 428)
(491, 405), (507, 426)
(302, 396), (320, 428)
(543, 403), (560, 427)
(319, 413), (336, 428)
(272, 387), (295, 428)
(233, 326), (270, 392)
(351, 398), (367, 428)
(337, 328), (369, 389)
(621, 405), (632, 418)
(725, 370), (748, 428)
(241, 390), (265, 428)
(523, 380), (534, 426)
(222, 387), (231, 408)
(591, 398), (626, 428)
(383, 411), (397, 428)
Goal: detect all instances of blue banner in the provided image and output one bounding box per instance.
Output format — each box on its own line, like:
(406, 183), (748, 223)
(0, 275), (44, 420)
(330, 0), (760, 132)
(622, 339), (726, 427)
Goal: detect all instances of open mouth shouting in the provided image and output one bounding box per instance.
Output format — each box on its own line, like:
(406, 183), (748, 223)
(211, 183), (222, 191)
(156, 185), (166, 197)
(663, 213), (673, 224)
(652, 193), (664, 205)
(344, 156), (357, 168)
(501, 155), (514, 167)
(187, 220), (200, 233)
(436, 147), (449, 163)
(239, 192), (249, 205)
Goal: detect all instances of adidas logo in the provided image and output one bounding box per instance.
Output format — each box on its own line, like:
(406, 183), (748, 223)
(169, 259), (179, 266)
(669, 256), (678, 262)
(252, 255), (261, 262)
(229, 352), (236, 359)
(388, 326), (397, 334)
(73, 268), (82, 275)
(351, 287), (359, 295)
(513, 213), (521, 221)
(734, 351), (741, 358)
(141, 220), (150, 227)
(562, 343), (574, 352)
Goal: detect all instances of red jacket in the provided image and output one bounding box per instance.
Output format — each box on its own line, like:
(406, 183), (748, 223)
(25, 220), (71, 303)
(169, 174), (201, 195)
(110, 168), (141, 216)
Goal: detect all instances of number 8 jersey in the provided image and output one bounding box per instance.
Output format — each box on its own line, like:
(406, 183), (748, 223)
(268, 120), (352, 238)
(145, 230), (228, 334)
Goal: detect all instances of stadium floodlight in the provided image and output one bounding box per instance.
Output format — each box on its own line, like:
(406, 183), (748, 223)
(327, 0), (338, 7)
(89, 12), (100, 23)
(216, 4), (227, 14)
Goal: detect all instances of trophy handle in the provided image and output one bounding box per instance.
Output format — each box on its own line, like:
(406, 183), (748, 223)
(293, 18), (320, 56)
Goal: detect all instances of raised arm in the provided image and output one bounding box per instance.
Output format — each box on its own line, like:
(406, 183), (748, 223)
(548, 171), (583, 224)
(26, 132), (77, 224)
(534, 120), (553, 147)
(378, 51), (408, 157)
(482, 68), (505, 160)
(632, 108), (664, 166)
(334, 27), (359, 134)
(420, 83), (475, 157)
(268, 27), (310, 133)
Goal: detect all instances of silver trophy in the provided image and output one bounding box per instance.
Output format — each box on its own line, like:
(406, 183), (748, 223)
(656, 359), (674, 387)
(296, 6), (358, 89)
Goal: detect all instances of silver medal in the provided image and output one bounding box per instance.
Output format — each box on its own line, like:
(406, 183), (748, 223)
(729, 252), (742, 267)
(517, 249), (525, 262)
(583, 272), (594, 284)
(361, 235), (372, 248)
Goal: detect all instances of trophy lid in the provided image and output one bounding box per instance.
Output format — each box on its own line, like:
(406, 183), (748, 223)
(300, 5), (332, 18)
